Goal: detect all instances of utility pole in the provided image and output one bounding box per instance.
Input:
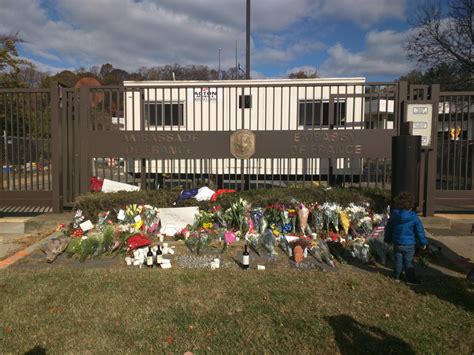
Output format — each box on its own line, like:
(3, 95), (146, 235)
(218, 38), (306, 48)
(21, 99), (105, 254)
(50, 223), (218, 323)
(218, 48), (221, 80)
(246, 0), (251, 79)
(235, 40), (238, 80)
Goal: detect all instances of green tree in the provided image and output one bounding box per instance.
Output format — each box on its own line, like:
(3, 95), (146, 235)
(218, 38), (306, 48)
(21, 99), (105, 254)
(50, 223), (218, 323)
(0, 34), (31, 88)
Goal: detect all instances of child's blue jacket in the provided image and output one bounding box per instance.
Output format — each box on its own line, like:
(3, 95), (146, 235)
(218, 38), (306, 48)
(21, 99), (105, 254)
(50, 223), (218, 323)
(384, 209), (428, 246)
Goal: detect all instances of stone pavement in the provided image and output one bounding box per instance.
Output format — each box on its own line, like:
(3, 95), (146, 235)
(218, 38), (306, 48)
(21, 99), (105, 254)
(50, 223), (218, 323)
(0, 213), (72, 265)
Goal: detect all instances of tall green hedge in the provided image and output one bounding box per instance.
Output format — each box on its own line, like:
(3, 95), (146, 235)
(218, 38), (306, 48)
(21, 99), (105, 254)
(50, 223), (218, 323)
(74, 187), (390, 223)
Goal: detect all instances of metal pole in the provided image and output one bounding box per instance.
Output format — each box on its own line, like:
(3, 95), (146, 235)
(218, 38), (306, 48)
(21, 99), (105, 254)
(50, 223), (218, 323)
(3, 130), (13, 190)
(218, 48), (221, 80)
(235, 40), (238, 80)
(246, 0), (251, 80)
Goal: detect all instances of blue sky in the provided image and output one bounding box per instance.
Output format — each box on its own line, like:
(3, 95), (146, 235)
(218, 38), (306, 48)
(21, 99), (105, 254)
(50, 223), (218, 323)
(0, 0), (448, 81)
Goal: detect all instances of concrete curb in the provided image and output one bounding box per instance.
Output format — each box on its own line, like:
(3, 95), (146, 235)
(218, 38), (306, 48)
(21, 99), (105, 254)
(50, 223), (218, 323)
(0, 231), (63, 270)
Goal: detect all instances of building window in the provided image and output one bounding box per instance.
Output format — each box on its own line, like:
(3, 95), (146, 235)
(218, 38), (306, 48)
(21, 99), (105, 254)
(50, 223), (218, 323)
(145, 102), (184, 126)
(298, 101), (346, 127)
(239, 95), (252, 109)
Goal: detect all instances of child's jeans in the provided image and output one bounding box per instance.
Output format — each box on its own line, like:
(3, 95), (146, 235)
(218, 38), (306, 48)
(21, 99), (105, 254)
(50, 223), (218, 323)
(393, 244), (416, 281)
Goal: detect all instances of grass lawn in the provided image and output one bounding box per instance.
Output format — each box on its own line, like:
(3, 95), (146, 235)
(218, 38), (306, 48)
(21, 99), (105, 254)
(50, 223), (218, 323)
(0, 267), (473, 354)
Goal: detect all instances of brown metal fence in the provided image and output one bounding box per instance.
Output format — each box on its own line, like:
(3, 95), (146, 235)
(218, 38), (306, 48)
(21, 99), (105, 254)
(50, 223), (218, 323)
(0, 88), (53, 206)
(2, 80), (471, 214)
(435, 91), (474, 205)
(59, 81), (399, 208)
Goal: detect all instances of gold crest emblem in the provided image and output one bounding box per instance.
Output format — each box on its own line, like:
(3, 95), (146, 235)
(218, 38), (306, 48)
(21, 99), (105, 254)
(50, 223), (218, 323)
(230, 129), (256, 159)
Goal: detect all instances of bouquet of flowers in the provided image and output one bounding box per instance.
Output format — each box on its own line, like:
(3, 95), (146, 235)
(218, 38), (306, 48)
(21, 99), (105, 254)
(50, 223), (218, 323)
(349, 238), (371, 263)
(226, 198), (249, 234)
(96, 211), (112, 232)
(321, 202), (341, 232)
(344, 203), (367, 222)
(264, 204), (284, 227)
(318, 239), (336, 267)
(250, 208), (265, 234)
(246, 233), (260, 256)
(261, 229), (277, 256)
(143, 205), (160, 234)
(357, 216), (373, 236)
(297, 203), (310, 234)
(309, 204), (324, 235)
(185, 230), (212, 255)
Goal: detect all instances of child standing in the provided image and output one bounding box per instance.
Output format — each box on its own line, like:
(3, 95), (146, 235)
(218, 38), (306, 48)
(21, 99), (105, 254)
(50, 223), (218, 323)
(384, 192), (428, 284)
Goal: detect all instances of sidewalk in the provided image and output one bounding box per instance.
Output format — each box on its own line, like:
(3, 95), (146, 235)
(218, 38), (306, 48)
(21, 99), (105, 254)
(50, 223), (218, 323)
(0, 213), (71, 263)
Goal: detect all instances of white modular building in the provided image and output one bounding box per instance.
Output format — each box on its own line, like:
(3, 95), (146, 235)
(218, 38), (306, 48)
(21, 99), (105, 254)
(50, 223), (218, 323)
(119, 77), (386, 182)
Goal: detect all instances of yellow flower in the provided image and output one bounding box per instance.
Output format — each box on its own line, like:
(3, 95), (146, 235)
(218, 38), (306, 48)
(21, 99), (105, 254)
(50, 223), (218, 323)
(134, 220), (144, 230)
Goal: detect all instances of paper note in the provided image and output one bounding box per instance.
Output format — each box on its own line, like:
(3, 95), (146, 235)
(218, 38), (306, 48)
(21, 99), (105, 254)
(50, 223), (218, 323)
(117, 209), (126, 221)
(159, 207), (199, 235)
(80, 220), (94, 232)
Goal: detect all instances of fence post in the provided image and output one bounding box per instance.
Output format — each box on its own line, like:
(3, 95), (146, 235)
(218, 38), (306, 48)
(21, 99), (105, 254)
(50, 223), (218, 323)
(79, 86), (91, 195)
(423, 84), (440, 216)
(397, 81), (408, 135)
(50, 82), (63, 213)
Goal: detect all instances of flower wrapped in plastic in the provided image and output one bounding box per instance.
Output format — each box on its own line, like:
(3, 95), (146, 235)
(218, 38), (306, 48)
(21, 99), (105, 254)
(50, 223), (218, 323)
(250, 208), (264, 234)
(226, 198), (249, 233)
(261, 229), (277, 257)
(339, 211), (350, 235)
(349, 238), (371, 263)
(224, 231), (237, 245)
(321, 202), (341, 232)
(194, 210), (214, 229)
(246, 233), (260, 256)
(309, 204), (324, 235)
(287, 208), (297, 233)
(185, 231), (211, 255)
(278, 235), (292, 257)
(212, 205), (227, 229)
(72, 209), (85, 229)
(345, 203), (368, 222)
(357, 216), (373, 236)
(246, 214), (255, 234)
(318, 239), (336, 267)
(297, 203), (310, 234)
(307, 239), (323, 263)
(96, 211), (111, 232)
(143, 205), (160, 233)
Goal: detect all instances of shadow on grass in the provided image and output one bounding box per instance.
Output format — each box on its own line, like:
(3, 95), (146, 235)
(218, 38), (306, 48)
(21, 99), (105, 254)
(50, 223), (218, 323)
(346, 255), (474, 312)
(326, 315), (415, 355)
(24, 346), (46, 355)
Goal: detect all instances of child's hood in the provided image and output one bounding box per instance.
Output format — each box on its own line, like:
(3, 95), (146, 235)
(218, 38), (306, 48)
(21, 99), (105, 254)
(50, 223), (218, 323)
(390, 209), (417, 224)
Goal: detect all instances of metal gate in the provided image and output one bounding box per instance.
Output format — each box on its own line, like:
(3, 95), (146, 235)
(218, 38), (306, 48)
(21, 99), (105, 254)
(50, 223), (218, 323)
(2, 80), (471, 215)
(436, 91), (474, 207)
(59, 80), (400, 209)
(0, 87), (54, 207)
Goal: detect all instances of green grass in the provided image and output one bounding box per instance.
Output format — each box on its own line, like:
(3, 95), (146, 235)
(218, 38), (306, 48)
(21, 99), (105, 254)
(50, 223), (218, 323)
(0, 268), (473, 354)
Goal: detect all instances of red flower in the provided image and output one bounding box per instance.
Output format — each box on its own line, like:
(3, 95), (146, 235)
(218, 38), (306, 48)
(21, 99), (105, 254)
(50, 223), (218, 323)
(72, 229), (84, 238)
(89, 176), (103, 192)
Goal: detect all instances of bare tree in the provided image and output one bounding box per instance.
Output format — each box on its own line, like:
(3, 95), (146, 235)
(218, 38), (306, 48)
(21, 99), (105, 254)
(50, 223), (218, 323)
(405, 0), (474, 84)
(288, 69), (319, 79)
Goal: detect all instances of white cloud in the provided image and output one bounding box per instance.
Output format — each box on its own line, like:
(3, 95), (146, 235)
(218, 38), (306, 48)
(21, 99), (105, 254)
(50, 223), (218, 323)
(254, 40), (325, 64)
(315, 0), (406, 27)
(320, 30), (416, 77)
(0, 0), (409, 73)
